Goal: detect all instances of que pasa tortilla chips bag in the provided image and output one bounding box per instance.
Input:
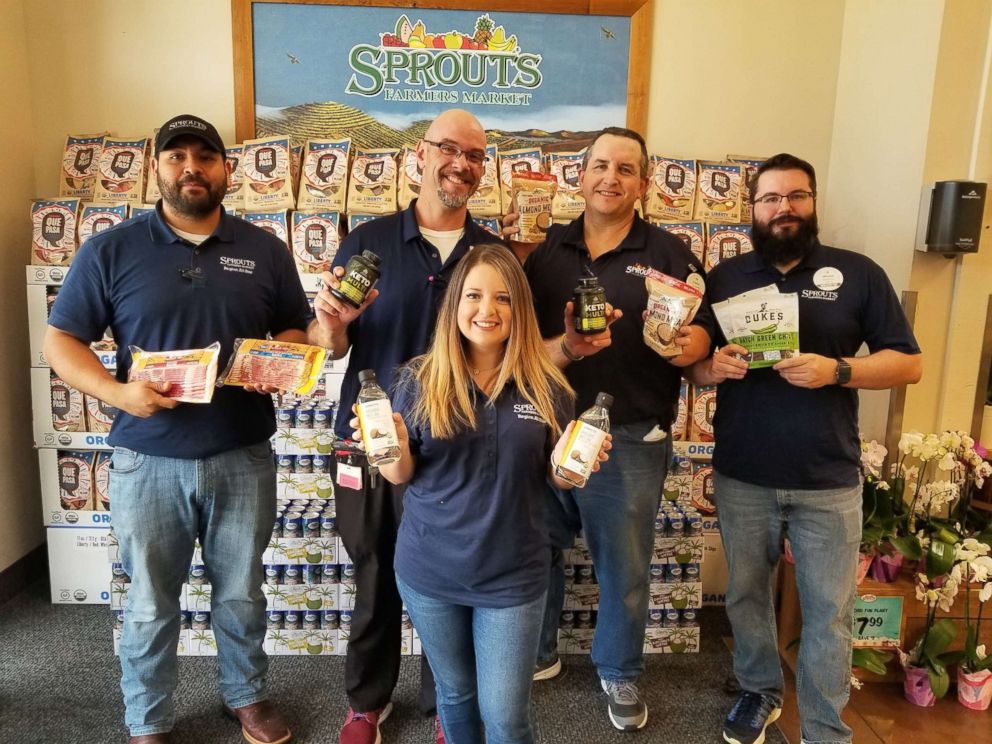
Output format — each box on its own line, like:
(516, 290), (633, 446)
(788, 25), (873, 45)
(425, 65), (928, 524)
(466, 144), (501, 217)
(78, 202), (128, 246)
(291, 211), (340, 274)
(241, 210), (290, 249)
(222, 144), (245, 212)
(94, 137), (148, 205)
(728, 155), (765, 223)
(297, 138), (350, 212)
(59, 133), (107, 199)
(347, 148), (399, 215)
(645, 156), (696, 221)
(658, 222), (705, 264)
(243, 136), (295, 211)
(694, 161), (743, 223)
(547, 150), (586, 220)
(512, 172), (557, 243)
(396, 146), (422, 211)
(31, 198), (80, 265)
(705, 224), (752, 271)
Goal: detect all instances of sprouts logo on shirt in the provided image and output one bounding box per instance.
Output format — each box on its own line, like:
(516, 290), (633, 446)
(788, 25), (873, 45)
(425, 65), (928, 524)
(219, 256), (257, 276)
(513, 403), (543, 424)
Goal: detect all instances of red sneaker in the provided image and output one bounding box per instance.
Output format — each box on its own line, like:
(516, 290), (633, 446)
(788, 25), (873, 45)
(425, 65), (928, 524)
(339, 702), (392, 744)
(435, 714), (445, 744)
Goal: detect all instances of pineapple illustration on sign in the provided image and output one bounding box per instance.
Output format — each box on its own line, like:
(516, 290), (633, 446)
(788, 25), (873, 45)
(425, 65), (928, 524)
(473, 14), (494, 46)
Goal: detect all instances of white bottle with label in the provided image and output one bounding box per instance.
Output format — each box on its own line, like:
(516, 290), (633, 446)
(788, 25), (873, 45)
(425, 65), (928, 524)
(555, 392), (613, 488)
(356, 369), (401, 466)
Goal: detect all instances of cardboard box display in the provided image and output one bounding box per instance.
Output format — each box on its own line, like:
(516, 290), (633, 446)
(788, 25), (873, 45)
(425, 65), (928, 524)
(94, 137), (148, 205)
(243, 136), (295, 211)
(31, 199), (80, 265)
(47, 526), (112, 604)
(694, 161), (743, 223)
(59, 133), (107, 199)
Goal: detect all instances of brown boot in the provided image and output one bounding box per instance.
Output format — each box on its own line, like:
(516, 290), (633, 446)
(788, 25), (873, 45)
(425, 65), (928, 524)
(222, 700), (292, 744)
(129, 735), (171, 743)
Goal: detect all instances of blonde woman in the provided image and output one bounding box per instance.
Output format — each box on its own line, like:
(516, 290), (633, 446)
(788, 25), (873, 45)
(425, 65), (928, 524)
(358, 244), (609, 744)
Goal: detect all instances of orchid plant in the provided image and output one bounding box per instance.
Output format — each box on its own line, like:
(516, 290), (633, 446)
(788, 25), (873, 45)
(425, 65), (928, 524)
(949, 538), (992, 673)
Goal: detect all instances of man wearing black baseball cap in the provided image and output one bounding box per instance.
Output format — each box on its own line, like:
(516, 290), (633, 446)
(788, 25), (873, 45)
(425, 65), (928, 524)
(43, 113), (331, 743)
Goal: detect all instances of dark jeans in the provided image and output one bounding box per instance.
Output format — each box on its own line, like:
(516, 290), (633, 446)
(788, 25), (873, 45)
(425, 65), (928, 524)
(334, 452), (436, 713)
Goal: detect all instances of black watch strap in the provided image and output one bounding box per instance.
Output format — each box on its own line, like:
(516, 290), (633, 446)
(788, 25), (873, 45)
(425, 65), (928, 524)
(835, 358), (852, 385)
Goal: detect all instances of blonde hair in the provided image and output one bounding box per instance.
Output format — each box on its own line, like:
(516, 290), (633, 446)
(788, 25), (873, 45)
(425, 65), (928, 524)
(408, 243), (573, 439)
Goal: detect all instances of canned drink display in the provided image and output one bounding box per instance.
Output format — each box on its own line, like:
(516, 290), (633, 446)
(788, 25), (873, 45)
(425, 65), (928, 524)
(301, 564), (322, 584)
(320, 515), (337, 537)
(296, 406), (314, 429)
(179, 611), (191, 630)
(111, 563), (129, 583)
(284, 611), (302, 630)
(648, 609), (664, 628)
(264, 564), (283, 586)
(667, 565), (684, 582)
(303, 511), (321, 536)
(303, 610), (321, 630)
(339, 610), (353, 629)
(662, 609), (680, 628)
(271, 517), (283, 539)
(667, 514), (685, 536)
(649, 564), (665, 582)
(266, 610), (284, 629)
(295, 454), (313, 474)
(576, 565), (595, 585)
(563, 564), (575, 581)
(401, 610), (412, 630)
(686, 514), (703, 535)
(680, 609), (698, 626)
(276, 454), (295, 473)
(283, 514), (303, 538)
(576, 610), (593, 629)
(188, 564), (208, 585)
(192, 611), (211, 630)
(559, 611), (575, 629)
(312, 454), (331, 473)
(114, 610), (125, 630)
(341, 563), (356, 583)
(321, 564), (340, 584)
(313, 403), (333, 430)
(322, 610), (340, 629)
(654, 516), (667, 534)
(284, 565), (303, 585)
(683, 563), (700, 582)
(276, 406), (296, 429)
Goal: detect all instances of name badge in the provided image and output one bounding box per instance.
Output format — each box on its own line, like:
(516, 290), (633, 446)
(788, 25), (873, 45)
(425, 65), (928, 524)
(336, 463), (362, 491)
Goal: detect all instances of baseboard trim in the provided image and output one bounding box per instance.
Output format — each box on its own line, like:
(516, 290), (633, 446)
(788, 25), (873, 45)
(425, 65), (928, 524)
(0, 544), (47, 605)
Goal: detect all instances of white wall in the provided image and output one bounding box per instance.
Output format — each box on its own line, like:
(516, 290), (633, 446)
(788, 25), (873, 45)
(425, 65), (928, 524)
(0, 0), (44, 572)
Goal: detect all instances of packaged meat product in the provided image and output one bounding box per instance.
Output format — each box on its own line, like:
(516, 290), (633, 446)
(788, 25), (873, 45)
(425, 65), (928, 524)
(128, 342), (221, 403)
(218, 339), (327, 395)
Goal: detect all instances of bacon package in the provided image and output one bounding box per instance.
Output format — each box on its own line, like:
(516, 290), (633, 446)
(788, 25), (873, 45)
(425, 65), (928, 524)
(512, 172), (557, 243)
(31, 198), (80, 265)
(59, 133), (107, 199)
(78, 202), (128, 246)
(128, 343), (221, 403)
(217, 339), (327, 395)
(642, 269), (704, 358)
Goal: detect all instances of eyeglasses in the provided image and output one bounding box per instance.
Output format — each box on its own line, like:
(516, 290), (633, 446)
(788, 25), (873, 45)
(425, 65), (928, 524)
(753, 191), (815, 207)
(422, 139), (489, 167)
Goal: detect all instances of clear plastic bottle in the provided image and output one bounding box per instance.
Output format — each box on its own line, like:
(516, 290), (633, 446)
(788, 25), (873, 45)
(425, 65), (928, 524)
(555, 392), (613, 488)
(355, 369), (400, 466)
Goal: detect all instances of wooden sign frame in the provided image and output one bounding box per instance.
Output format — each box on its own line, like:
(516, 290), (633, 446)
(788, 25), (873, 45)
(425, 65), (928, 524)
(231, 0), (654, 143)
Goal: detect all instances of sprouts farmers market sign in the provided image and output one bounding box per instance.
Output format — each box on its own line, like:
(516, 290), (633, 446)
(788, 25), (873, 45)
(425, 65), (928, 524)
(346, 14), (543, 105)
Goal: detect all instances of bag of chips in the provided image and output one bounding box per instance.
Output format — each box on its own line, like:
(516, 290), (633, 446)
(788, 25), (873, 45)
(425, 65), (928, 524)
(712, 286), (800, 368)
(347, 148), (399, 214)
(466, 144), (501, 216)
(59, 133), (107, 199)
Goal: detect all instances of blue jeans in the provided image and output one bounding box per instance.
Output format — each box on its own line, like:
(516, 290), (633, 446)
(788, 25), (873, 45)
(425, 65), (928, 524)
(538, 421), (671, 681)
(397, 575), (545, 744)
(714, 471), (861, 744)
(111, 442), (276, 736)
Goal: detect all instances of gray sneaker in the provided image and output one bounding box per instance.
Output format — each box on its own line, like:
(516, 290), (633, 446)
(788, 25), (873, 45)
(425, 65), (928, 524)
(600, 678), (648, 731)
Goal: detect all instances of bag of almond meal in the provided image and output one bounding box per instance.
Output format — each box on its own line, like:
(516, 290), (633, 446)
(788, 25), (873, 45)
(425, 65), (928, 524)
(511, 172), (557, 243)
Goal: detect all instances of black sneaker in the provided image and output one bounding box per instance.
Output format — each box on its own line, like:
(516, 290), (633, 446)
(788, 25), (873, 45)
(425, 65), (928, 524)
(533, 654), (562, 681)
(600, 678), (648, 731)
(722, 691), (782, 744)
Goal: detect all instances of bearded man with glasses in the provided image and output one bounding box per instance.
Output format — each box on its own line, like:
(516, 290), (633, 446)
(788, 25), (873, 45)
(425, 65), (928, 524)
(688, 153), (922, 744)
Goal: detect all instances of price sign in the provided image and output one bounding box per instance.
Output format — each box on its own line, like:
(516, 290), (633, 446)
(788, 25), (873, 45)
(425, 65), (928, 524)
(852, 594), (903, 648)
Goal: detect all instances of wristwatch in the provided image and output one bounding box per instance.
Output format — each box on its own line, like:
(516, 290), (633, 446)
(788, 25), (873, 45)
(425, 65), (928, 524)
(835, 358), (852, 385)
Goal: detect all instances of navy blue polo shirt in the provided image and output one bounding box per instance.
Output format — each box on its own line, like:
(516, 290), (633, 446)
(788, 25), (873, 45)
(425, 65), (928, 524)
(332, 200), (504, 438)
(525, 213), (715, 427)
(392, 369), (572, 607)
(49, 204), (312, 459)
(706, 242), (920, 489)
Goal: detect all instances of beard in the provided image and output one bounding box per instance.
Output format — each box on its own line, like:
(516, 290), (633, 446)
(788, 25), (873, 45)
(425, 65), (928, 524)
(752, 212), (819, 267)
(158, 174), (226, 218)
(433, 165), (479, 209)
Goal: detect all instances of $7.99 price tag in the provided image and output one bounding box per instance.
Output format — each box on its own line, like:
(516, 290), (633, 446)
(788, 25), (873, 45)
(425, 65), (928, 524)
(852, 594), (903, 648)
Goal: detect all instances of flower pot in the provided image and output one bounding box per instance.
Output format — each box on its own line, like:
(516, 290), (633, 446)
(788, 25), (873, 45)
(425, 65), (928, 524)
(904, 665), (936, 707)
(957, 667), (992, 711)
(869, 552), (903, 583)
(856, 552), (873, 585)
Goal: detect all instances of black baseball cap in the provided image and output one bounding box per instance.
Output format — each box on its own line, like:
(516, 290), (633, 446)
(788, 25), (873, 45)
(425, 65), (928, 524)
(155, 114), (226, 154)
